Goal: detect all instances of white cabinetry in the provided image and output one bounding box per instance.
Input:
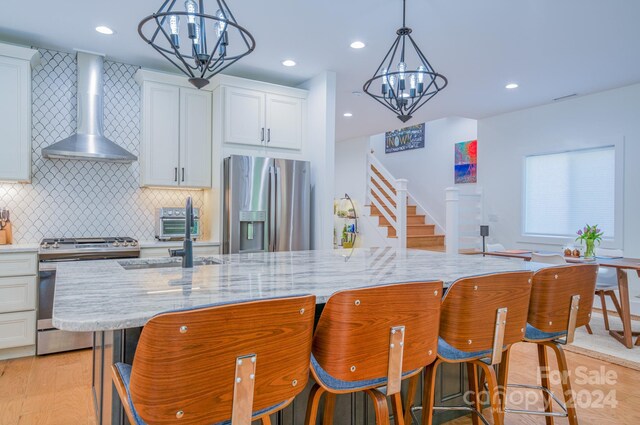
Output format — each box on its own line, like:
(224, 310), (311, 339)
(221, 82), (306, 150)
(0, 251), (37, 359)
(0, 44), (38, 182)
(136, 70), (212, 188)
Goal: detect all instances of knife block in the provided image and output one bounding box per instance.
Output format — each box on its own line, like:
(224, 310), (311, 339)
(4, 222), (12, 244)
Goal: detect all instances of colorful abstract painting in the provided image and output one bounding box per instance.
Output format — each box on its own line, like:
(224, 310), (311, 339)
(454, 140), (477, 183)
(385, 123), (425, 154)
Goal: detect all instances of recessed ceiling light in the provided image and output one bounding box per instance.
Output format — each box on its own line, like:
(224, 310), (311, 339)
(343, 112), (353, 117)
(95, 26), (114, 35)
(350, 41), (366, 49)
(505, 83), (519, 89)
(352, 91), (363, 96)
(282, 59), (296, 67)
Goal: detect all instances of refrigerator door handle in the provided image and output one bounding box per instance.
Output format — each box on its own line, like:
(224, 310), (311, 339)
(269, 165), (276, 252)
(274, 166), (281, 252)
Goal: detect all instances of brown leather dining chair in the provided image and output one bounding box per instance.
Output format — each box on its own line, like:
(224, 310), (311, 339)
(501, 264), (598, 425)
(305, 281), (443, 425)
(405, 271), (533, 425)
(111, 295), (316, 425)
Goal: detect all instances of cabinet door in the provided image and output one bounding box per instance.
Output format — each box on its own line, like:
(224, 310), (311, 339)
(0, 56), (30, 181)
(141, 82), (180, 187)
(180, 88), (212, 188)
(265, 94), (303, 150)
(223, 86), (266, 146)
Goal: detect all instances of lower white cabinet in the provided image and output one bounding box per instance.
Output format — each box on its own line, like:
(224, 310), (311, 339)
(0, 311), (35, 350)
(0, 276), (36, 314)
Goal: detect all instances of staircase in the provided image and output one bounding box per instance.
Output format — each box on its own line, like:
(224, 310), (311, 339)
(366, 153), (446, 251)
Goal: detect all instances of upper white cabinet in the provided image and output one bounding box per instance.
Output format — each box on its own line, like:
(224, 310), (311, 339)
(0, 44), (38, 183)
(220, 81), (306, 150)
(136, 70), (212, 188)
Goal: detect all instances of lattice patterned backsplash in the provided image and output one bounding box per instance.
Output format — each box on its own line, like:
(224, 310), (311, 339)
(0, 49), (207, 243)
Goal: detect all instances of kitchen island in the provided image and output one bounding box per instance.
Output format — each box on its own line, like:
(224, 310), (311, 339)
(52, 248), (542, 425)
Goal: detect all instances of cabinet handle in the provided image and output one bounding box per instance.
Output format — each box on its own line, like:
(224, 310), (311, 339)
(261, 127), (265, 142)
(267, 128), (271, 143)
(181, 168), (185, 182)
(174, 167), (178, 182)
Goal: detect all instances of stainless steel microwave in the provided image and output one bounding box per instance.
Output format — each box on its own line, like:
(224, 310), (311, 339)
(155, 207), (201, 240)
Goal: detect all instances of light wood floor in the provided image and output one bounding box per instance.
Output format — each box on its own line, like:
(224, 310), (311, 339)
(0, 342), (638, 424)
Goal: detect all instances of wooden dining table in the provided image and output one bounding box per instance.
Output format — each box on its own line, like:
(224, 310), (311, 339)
(481, 250), (640, 349)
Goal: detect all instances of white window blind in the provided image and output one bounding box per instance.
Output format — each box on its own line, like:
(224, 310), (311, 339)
(524, 146), (615, 238)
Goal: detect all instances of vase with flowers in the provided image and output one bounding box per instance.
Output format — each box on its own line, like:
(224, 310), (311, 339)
(575, 224), (603, 261)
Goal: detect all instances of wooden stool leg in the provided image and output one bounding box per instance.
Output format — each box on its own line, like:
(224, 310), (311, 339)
(364, 389), (391, 425)
(537, 344), (555, 425)
(497, 348), (512, 424)
(322, 393), (336, 425)
(403, 374), (420, 419)
(261, 415), (272, 425)
(466, 363), (481, 425)
(421, 360), (440, 425)
(544, 342), (579, 425)
(391, 392), (405, 425)
(305, 383), (326, 425)
(475, 360), (503, 425)
(585, 324), (593, 334)
(599, 292), (610, 330)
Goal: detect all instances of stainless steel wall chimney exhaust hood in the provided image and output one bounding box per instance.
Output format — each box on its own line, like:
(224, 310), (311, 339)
(42, 51), (137, 163)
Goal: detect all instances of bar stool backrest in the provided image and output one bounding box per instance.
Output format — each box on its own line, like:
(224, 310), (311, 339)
(312, 281), (442, 385)
(127, 295), (316, 425)
(529, 264), (598, 334)
(440, 271), (533, 356)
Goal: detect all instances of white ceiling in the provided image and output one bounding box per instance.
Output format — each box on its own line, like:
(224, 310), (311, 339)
(1, 0), (639, 141)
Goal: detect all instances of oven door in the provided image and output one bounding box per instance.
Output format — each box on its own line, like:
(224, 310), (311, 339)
(37, 264), (93, 355)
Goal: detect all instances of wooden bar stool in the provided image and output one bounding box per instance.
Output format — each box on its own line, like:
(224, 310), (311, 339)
(406, 271), (533, 425)
(111, 295), (316, 425)
(501, 264), (598, 425)
(305, 281), (443, 425)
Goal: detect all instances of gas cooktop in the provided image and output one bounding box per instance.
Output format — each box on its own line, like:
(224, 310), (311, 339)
(39, 237), (140, 261)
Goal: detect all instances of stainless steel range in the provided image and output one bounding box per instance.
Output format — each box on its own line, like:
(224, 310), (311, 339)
(37, 237), (140, 355)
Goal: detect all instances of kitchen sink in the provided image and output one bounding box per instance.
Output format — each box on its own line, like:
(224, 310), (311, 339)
(118, 258), (223, 270)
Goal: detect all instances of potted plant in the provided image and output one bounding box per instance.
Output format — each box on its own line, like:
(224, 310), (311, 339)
(575, 224), (603, 260)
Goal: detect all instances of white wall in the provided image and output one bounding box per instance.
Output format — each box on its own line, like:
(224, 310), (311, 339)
(478, 83), (640, 312)
(370, 117), (478, 229)
(299, 71), (337, 250)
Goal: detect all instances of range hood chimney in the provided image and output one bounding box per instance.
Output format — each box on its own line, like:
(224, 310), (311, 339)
(42, 51), (137, 163)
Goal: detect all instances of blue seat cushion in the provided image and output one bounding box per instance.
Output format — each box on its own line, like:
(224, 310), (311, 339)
(437, 337), (493, 361)
(524, 324), (567, 341)
(311, 354), (419, 391)
(113, 363), (286, 425)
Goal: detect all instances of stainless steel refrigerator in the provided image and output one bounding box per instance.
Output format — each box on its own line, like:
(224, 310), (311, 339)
(223, 155), (311, 254)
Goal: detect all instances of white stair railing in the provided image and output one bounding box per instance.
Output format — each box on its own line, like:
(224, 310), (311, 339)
(367, 151), (407, 248)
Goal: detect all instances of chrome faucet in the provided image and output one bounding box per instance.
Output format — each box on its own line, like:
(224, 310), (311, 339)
(168, 197), (194, 268)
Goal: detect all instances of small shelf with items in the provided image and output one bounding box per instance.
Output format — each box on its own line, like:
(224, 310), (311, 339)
(333, 193), (358, 249)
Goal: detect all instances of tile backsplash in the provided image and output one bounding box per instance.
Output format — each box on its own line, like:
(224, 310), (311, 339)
(0, 49), (206, 243)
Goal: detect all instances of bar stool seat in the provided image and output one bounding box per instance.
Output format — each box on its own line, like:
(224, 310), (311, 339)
(437, 337), (494, 361)
(111, 295), (316, 425)
(524, 324), (567, 341)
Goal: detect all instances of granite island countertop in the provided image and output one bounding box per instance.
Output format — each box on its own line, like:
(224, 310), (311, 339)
(52, 248), (544, 332)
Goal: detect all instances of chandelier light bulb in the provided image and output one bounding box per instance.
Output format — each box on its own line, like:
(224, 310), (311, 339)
(417, 65), (425, 93)
(169, 15), (180, 48)
(389, 74), (397, 97)
(381, 68), (389, 95)
(185, 0), (198, 23)
(398, 62), (406, 91)
(215, 9), (227, 36)
(410, 74), (417, 97)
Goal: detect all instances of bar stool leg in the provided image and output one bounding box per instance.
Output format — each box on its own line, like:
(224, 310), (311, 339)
(544, 341), (579, 425)
(391, 392), (405, 425)
(497, 348), (512, 424)
(403, 374), (420, 419)
(364, 389), (391, 425)
(475, 360), (503, 425)
(305, 383), (326, 425)
(585, 324), (593, 335)
(261, 415), (272, 425)
(537, 344), (555, 425)
(421, 359), (440, 425)
(466, 363), (482, 425)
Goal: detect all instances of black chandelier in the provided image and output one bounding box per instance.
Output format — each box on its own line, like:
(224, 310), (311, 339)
(138, 0), (255, 89)
(363, 0), (447, 122)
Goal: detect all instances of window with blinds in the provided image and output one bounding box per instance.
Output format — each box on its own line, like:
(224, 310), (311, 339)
(523, 146), (616, 238)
